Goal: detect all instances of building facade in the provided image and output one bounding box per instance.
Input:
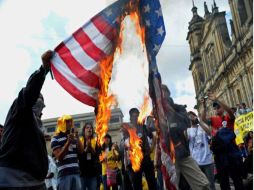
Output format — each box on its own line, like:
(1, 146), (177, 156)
(186, 0), (253, 115)
(43, 108), (124, 152)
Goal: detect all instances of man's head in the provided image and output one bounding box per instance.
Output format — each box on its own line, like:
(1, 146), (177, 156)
(129, 108), (139, 125)
(83, 122), (93, 138)
(241, 103), (247, 109)
(187, 111), (199, 125)
(56, 115), (73, 134)
(187, 111), (197, 120)
(104, 134), (112, 146)
(231, 107), (237, 114)
(213, 102), (224, 116)
(32, 93), (45, 118)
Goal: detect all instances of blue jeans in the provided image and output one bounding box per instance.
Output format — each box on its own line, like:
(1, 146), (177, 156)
(81, 176), (97, 190)
(57, 174), (81, 190)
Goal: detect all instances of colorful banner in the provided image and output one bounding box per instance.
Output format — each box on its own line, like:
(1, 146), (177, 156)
(234, 111), (253, 145)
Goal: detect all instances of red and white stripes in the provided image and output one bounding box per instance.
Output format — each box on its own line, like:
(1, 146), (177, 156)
(51, 15), (117, 107)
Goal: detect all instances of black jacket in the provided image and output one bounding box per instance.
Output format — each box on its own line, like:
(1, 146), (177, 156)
(79, 138), (100, 177)
(0, 66), (49, 180)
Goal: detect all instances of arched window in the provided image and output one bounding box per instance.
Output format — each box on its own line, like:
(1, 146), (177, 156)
(236, 89), (242, 103)
(237, 0), (248, 25)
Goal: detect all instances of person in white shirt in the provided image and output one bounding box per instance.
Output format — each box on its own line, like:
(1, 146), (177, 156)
(187, 111), (216, 190)
(45, 154), (58, 190)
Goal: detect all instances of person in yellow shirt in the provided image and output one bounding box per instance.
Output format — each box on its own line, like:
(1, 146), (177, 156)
(100, 134), (120, 190)
(79, 123), (100, 190)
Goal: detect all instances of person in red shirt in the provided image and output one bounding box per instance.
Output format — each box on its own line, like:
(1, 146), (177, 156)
(201, 91), (235, 137)
(201, 92), (244, 190)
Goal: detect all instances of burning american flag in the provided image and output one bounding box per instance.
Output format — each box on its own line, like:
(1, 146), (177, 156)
(50, 0), (177, 188)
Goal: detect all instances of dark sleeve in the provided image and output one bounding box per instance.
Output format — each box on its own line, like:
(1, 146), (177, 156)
(144, 125), (153, 139)
(17, 66), (48, 109)
(96, 143), (102, 156)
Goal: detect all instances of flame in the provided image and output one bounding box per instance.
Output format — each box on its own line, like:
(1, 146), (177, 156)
(123, 124), (143, 172)
(95, 13), (125, 146)
(95, 0), (147, 147)
(138, 93), (152, 124)
(95, 55), (116, 146)
(169, 140), (176, 164)
(99, 151), (106, 162)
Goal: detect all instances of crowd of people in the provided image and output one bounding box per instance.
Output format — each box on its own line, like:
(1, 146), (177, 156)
(0, 50), (252, 190)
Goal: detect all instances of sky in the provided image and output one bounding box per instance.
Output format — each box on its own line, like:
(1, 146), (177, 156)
(0, 0), (232, 124)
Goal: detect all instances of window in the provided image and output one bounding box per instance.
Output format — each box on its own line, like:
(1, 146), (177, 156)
(74, 122), (80, 128)
(110, 116), (120, 123)
(84, 120), (94, 125)
(47, 126), (55, 133)
(236, 89), (242, 103)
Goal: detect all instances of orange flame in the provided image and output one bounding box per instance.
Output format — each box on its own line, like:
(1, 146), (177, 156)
(95, 13), (126, 146)
(99, 151), (106, 162)
(124, 124), (143, 172)
(138, 93), (151, 124)
(95, 55), (116, 146)
(170, 140), (176, 164)
(95, 0), (146, 149)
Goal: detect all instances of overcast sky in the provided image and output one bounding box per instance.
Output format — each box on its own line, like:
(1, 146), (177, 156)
(0, 0), (231, 124)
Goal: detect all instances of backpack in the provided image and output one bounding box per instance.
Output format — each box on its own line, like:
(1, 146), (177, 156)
(210, 127), (241, 158)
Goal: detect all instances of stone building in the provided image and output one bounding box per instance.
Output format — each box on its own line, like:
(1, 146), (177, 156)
(42, 108), (123, 153)
(186, 0), (253, 115)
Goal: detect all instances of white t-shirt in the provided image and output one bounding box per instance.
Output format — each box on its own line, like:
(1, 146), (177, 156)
(45, 155), (58, 190)
(187, 126), (213, 166)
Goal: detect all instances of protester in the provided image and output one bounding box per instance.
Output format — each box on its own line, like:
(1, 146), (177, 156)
(122, 108), (157, 190)
(201, 91), (244, 190)
(100, 134), (121, 190)
(236, 102), (252, 116)
(51, 115), (84, 190)
(0, 50), (53, 189)
(79, 122), (100, 190)
(231, 107), (238, 117)
(187, 111), (216, 190)
(201, 92), (235, 136)
(243, 131), (253, 176)
(161, 84), (210, 190)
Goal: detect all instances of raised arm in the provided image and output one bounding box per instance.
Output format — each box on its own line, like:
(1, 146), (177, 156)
(18, 50), (53, 108)
(208, 92), (235, 120)
(199, 119), (211, 136)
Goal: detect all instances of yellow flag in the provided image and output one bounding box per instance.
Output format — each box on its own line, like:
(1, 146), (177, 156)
(234, 112), (253, 145)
